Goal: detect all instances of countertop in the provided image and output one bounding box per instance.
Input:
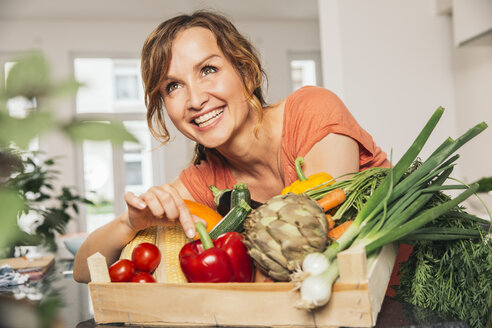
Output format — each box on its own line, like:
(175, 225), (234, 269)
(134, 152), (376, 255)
(0, 259), (467, 328)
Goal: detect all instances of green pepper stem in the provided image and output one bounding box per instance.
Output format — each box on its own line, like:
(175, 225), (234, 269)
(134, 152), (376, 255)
(294, 157), (307, 181)
(195, 221), (214, 250)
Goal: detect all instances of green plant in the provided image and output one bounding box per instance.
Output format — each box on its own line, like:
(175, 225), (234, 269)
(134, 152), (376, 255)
(0, 51), (138, 256)
(1, 147), (93, 255)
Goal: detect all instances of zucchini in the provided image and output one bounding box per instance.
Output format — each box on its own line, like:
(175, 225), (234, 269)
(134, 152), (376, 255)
(209, 199), (252, 239)
(231, 182), (251, 208)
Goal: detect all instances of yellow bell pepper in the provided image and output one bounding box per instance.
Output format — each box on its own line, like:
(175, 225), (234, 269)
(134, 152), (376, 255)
(281, 157), (335, 194)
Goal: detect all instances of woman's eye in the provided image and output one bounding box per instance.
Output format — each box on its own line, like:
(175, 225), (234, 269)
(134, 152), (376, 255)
(166, 82), (180, 94)
(201, 66), (217, 76)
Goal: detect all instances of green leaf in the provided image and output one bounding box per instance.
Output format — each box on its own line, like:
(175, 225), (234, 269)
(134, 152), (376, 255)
(473, 177), (492, 193)
(5, 52), (52, 99)
(51, 78), (82, 98)
(64, 120), (139, 144)
(0, 190), (25, 255)
(0, 111), (55, 148)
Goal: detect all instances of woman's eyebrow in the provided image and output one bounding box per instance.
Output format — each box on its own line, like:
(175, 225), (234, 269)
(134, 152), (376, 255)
(163, 54), (221, 83)
(193, 54), (220, 72)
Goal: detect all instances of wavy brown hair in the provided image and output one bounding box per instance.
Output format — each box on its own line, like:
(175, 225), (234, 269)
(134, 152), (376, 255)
(141, 11), (267, 165)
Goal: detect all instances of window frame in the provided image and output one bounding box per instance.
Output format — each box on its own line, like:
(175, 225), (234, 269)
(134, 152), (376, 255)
(287, 50), (323, 91)
(71, 53), (166, 232)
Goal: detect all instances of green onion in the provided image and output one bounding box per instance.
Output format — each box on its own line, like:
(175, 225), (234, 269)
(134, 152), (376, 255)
(323, 107), (446, 261)
(365, 183), (479, 253)
(294, 107), (488, 311)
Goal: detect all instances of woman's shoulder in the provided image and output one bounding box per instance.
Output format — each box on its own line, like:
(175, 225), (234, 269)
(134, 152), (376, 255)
(287, 85), (340, 104)
(285, 86), (344, 116)
(284, 85), (346, 120)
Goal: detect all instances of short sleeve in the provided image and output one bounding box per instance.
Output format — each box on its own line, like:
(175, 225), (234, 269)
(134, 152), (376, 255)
(282, 86), (389, 184)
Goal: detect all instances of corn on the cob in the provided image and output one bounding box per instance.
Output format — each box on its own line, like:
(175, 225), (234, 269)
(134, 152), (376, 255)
(119, 226), (157, 260)
(153, 225), (190, 283)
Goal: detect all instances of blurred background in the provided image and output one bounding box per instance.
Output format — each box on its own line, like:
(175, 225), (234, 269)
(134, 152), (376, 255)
(0, 0), (491, 326)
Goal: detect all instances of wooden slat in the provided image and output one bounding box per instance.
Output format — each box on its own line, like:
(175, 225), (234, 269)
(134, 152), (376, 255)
(367, 243), (398, 325)
(337, 245), (367, 283)
(87, 252), (110, 283)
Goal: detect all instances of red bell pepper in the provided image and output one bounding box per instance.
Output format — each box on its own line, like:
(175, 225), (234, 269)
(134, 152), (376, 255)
(179, 222), (253, 283)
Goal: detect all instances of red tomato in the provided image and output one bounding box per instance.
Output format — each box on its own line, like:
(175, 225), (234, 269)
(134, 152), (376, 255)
(131, 242), (161, 273)
(130, 272), (156, 283)
(108, 259), (136, 282)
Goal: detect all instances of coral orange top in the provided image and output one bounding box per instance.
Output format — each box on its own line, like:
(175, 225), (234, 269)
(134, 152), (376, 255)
(180, 86), (389, 209)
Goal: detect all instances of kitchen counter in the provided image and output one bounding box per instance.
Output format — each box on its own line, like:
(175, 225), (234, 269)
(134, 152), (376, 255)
(0, 259), (467, 328)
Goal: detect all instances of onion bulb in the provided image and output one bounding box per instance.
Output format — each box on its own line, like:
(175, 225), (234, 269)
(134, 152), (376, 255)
(302, 252), (329, 276)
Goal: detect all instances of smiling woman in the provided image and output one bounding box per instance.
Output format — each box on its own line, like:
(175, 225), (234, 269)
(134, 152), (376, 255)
(158, 27), (249, 146)
(73, 10), (389, 284)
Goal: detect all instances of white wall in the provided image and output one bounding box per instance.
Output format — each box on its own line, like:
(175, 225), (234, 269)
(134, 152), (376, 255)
(318, 0), (492, 215)
(319, 0), (457, 162)
(452, 44), (492, 214)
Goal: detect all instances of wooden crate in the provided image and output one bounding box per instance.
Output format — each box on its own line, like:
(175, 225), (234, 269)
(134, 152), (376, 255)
(87, 243), (396, 327)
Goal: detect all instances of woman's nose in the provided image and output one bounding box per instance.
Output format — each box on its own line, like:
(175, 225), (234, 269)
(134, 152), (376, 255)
(187, 83), (208, 110)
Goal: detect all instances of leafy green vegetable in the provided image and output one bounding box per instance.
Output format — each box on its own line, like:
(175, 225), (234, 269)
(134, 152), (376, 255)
(396, 195), (492, 328)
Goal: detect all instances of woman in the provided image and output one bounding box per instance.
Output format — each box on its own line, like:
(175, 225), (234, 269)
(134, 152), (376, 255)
(73, 11), (388, 283)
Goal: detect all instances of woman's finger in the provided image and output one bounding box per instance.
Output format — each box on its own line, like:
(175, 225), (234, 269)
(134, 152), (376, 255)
(124, 191), (146, 210)
(141, 191), (165, 218)
(161, 184), (195, 238)
(151, 186), (180, 221)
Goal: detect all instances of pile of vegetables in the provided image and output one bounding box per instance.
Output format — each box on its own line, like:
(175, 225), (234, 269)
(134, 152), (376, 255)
(296, 107), (488, 309)
(117, 106), (489, 325)
(241, 107), (490, 313)
(178, 182), (255, 283)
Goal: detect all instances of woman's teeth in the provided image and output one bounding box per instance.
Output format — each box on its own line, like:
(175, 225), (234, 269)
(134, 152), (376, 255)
(194, 108), (224, 127)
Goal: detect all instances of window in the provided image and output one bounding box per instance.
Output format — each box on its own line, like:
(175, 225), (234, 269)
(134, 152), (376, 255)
(74, 57), (161, 233)
(114, 60), (141, 105)
(288, 51), (323, 92)
(291, 60), (317, 92)
(74, 58), (145, 114)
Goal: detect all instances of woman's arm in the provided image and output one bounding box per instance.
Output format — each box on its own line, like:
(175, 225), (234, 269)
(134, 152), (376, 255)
(73, 212), (137, 283)
(301, 133), (360, 180)
(73, 178), (196, 283)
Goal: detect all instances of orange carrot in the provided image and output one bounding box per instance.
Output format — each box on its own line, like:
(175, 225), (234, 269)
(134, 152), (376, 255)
(327, 220), (353, 240)
(326, 214), (335, 230)
(317, 188), (346, 212)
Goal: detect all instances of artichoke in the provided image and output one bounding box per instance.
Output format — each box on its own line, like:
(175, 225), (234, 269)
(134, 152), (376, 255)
(243, 193), (330, 281)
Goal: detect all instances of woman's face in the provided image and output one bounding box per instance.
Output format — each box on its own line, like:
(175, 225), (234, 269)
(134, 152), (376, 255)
(160, 27), (250, 149)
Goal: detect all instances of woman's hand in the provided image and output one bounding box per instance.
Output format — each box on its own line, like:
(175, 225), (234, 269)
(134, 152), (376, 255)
(123, 183), (198, 238)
